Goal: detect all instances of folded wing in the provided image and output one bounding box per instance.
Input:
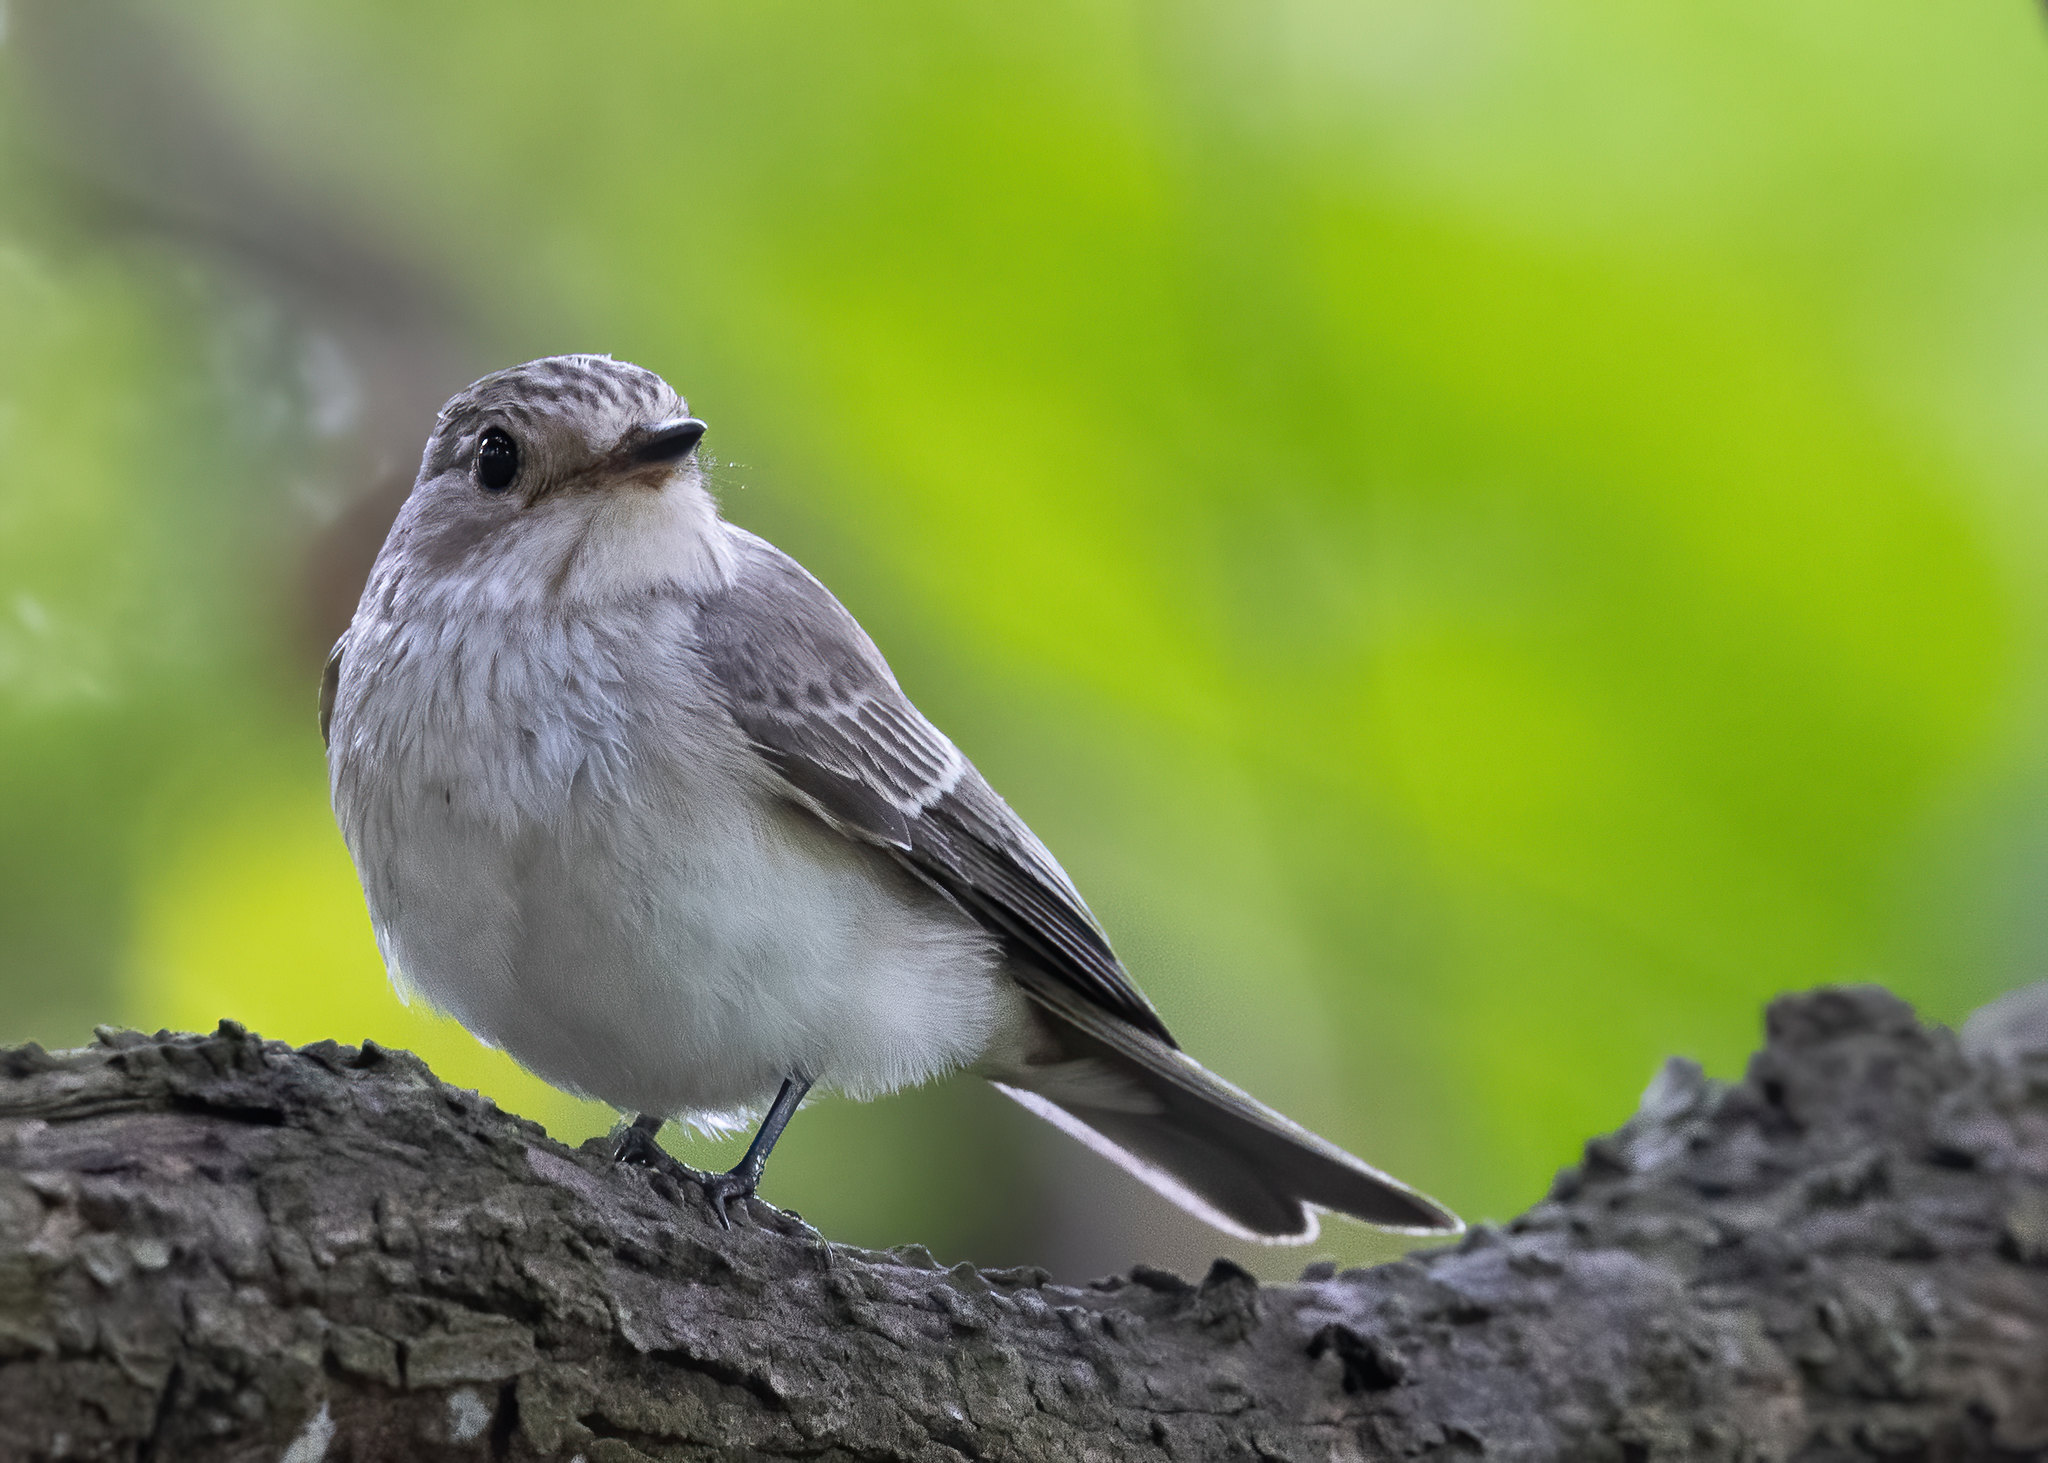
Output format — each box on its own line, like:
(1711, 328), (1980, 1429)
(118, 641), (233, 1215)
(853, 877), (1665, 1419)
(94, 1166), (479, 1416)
(693, 529), (1173, 1045)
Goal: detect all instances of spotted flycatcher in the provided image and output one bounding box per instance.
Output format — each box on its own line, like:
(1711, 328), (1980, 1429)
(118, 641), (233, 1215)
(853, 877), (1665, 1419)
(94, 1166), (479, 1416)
(323, 355), (1458, 1241)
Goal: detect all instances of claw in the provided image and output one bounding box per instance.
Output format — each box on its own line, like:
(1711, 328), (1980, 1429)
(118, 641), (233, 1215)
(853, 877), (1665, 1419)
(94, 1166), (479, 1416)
(699, 1169), (759, 1229)
(613, 1079), (810, 1231)
(612, 1116), (704, 1188)
(613, 1122), (663, 1168)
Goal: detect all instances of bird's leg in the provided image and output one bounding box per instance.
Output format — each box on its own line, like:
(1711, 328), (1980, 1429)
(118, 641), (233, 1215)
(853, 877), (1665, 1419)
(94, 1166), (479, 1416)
(700, 1075), (813, 1229)
(612, 1113), (704, 1185)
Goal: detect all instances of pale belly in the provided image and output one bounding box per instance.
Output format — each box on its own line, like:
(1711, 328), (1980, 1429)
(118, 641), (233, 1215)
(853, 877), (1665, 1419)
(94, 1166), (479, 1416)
(355, 766), (1016, 1125)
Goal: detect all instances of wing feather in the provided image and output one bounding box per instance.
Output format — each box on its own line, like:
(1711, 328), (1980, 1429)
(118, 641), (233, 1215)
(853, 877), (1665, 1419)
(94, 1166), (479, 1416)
(319, 639), (344, 749)
(694, 530), (1175, 1046)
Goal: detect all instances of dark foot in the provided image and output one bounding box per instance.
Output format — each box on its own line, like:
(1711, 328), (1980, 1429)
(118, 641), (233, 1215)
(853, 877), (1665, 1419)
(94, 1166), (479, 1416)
(615, 1117), (759, 1227)
(612, 1116), (704, 1188)
(691, 1074), (810, 1228)
(699, 1167), (760, 1229)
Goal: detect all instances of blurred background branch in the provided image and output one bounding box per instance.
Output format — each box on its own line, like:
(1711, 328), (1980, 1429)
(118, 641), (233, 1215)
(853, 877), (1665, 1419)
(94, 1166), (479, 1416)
(3, 1), (2048, 1283)
(8, 0), (480, 641)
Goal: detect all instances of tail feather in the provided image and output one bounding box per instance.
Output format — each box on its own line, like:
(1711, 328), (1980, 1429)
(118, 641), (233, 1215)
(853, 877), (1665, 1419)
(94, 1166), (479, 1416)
(995, 967), (1461, 1243)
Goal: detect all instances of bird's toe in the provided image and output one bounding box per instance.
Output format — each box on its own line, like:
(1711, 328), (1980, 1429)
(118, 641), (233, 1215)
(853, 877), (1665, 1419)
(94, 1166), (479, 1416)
(699, 1170), (759, 1229)
(613, 1123), (705, 1190)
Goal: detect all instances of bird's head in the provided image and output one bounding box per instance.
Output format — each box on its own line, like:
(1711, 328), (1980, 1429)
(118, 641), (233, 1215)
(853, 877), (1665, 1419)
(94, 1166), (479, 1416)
(382, 355), (724, 605)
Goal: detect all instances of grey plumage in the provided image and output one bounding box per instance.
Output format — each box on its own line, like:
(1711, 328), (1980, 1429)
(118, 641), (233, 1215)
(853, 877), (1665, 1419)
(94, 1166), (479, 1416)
(691, 535), (1174, 1045)
(324, 354), (1459, 1242)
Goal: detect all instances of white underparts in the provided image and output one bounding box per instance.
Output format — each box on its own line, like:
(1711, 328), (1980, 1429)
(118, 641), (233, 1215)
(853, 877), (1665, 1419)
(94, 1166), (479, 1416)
(332, 517), (1019, 1122)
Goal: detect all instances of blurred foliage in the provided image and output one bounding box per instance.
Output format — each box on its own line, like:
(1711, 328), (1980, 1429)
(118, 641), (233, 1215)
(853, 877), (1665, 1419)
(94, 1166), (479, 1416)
(4, 0), (2048, 1277)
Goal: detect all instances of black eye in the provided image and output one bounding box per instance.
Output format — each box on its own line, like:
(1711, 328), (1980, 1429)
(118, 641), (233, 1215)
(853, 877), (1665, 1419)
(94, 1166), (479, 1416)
(475, 428), (519, 491)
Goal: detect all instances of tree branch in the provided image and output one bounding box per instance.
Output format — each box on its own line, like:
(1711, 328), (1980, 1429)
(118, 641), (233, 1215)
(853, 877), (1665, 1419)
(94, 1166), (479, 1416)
(4, 985), (2047, 1460)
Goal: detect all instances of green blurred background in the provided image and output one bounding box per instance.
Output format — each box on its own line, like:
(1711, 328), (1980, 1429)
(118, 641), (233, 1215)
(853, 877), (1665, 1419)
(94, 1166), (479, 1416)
(3, 0), (2047, 1280)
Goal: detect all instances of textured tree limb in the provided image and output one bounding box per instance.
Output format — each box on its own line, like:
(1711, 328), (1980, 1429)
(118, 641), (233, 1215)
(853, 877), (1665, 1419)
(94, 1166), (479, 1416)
(3, 986), (2048, 1461)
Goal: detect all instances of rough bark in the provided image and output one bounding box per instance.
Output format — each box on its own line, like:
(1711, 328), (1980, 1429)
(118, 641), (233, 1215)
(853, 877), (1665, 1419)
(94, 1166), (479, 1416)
(3, 986), (2047, 1462)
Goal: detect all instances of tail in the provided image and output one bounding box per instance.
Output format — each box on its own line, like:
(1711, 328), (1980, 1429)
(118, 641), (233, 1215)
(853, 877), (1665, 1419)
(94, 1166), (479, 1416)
(992, 968), (1461, 1243)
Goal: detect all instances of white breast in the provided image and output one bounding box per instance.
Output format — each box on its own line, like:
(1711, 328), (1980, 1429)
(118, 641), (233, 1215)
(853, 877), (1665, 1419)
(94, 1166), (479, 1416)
(328, 589), (1014, 1126)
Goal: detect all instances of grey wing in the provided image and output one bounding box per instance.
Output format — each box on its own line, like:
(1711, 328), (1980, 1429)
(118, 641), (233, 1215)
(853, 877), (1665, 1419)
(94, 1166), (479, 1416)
(695, 530), (1175, 1047)
(319, 639), (343, 749)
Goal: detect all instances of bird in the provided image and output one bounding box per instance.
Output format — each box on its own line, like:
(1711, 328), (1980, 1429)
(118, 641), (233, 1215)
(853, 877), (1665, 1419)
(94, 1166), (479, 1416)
(322, 354), (1460, 1243)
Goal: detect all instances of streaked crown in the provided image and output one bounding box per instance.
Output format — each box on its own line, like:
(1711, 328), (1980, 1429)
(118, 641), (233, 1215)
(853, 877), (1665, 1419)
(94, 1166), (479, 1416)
(421, 355), (685, 479)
